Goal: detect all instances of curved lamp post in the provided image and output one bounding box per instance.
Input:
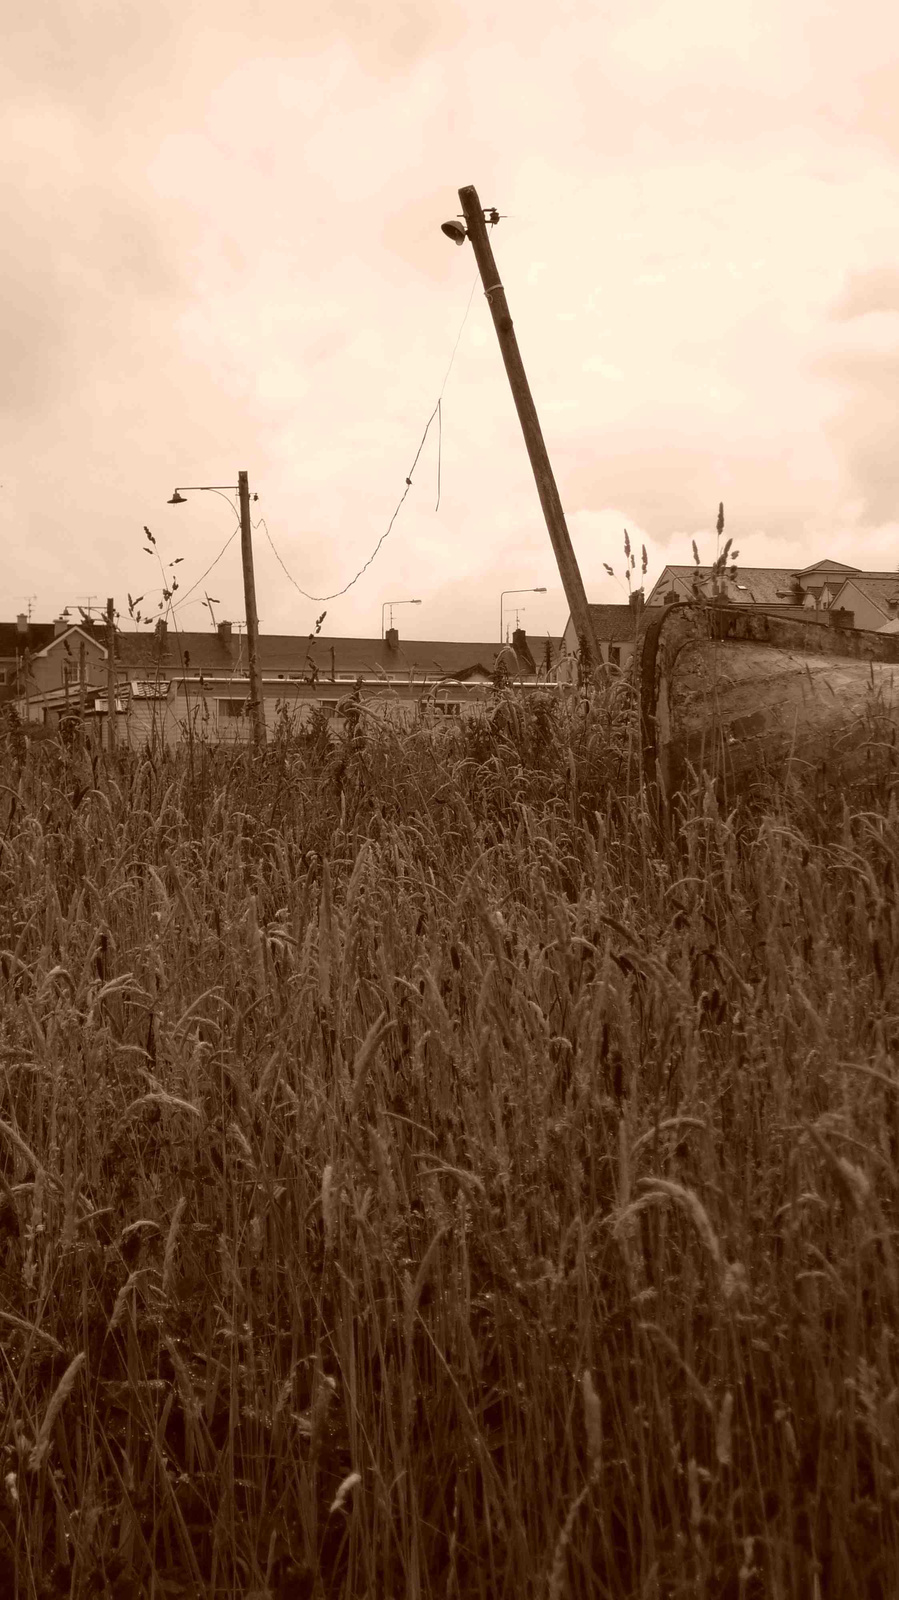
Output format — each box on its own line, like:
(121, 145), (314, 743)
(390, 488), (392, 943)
(500, 587), (546, 643)
(381, 598), (422, 639)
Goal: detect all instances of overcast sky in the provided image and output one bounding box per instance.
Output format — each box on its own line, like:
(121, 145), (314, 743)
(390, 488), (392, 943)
(4, 0), (899, 644)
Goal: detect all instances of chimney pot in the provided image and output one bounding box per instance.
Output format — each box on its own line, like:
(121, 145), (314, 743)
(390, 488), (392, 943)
(385, 626), (399, 650)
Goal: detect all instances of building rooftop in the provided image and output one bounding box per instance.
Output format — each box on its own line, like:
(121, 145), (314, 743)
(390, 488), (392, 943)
(2, 618), (562, 682)
(647, 560), (899, 608)
(0, 619), (106, 656)
(111, 627), (558, 679)
(582, 603), (650, 641)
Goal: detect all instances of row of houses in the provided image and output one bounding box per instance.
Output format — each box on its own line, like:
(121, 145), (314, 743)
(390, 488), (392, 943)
(557, 558), (899, 671)
(4, 558), (898, 747)
(0, 614), (569, 748)
(646, 556), (899, 628)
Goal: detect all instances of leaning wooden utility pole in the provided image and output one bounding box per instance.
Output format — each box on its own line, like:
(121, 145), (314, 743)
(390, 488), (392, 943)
(237, 470), (267, 748)
(457, 185), (599, 667)
(106, 597), (117, 753)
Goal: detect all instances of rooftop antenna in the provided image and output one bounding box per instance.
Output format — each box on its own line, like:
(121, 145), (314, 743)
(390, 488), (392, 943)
(77, 595), (98, 619)
(15, 595), (37, 620)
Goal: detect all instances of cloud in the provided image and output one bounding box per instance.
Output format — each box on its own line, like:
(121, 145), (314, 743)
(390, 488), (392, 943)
(814, 347), (899, 523)
(829, 267), (899, 321)
(4, 0), (899, 644)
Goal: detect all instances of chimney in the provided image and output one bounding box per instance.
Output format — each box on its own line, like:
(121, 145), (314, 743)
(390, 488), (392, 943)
(629, 590), (645, 613)
(154, 618), (167, 643)
(54, 616), (69, 637)
(385, 626), (399, 650)
(217, 619), (232, 642)
(664, 587), (680, 606)
(16, 613), (28, 635)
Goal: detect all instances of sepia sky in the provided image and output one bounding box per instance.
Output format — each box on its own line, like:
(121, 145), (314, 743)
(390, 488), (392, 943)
(4, 0), (899, 644)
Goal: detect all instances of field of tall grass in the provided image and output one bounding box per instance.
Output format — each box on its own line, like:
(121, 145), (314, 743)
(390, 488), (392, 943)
(1, 680), (898, 1598)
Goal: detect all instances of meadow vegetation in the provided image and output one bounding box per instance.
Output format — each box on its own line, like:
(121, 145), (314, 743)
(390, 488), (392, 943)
(1, 678), (898, 1598)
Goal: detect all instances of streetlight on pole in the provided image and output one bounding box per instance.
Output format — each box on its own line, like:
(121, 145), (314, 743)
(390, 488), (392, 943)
(442, 188), (600, 668)
(168, 473), (266, 747)
(500, 587), (546, 644)
(381, 598), (422, 639)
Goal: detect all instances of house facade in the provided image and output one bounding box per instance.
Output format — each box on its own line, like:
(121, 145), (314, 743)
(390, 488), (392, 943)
(0, 613), (108, 707)
(825, 577), (899, 633)
(8, 616), (563, 747)
(558, 596), (650, 678)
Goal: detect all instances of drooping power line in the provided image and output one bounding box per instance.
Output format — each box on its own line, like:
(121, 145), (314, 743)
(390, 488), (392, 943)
(259, 272), (479, 605)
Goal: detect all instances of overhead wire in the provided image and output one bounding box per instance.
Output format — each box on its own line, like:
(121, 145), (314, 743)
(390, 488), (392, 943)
(258, 271), (480, 605)
(173, 494), (242, 615)
(167, 267), (479, 618)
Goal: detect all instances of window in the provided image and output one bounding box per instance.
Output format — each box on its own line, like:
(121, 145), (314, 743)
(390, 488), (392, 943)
(434, 701), (462, 717)
(318, 700), (340, 718)
(218, 698), (248, 718)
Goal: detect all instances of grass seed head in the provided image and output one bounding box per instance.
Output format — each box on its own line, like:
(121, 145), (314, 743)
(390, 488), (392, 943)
(715, 1389), (734, 1467)
(28, 1352), (86, 1472)
(321, 1162), (336, 1253)
(582, 1370), (602, 1472)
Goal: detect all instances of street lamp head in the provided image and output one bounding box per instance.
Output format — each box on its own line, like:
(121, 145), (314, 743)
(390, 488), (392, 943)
(441, 220), (467, 246)
(168, 490), (187, 505)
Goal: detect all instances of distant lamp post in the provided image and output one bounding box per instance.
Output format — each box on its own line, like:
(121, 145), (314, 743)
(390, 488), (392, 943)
(168, 474), (266, 747)
(381, 598), (422, 639)
(500, 587), (546, 643)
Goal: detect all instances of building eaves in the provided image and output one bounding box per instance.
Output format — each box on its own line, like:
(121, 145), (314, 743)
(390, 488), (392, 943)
(31, 625), (107, 660)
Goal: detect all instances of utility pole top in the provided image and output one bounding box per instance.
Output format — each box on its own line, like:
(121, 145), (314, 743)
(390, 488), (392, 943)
(455, 185), (599, 669)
